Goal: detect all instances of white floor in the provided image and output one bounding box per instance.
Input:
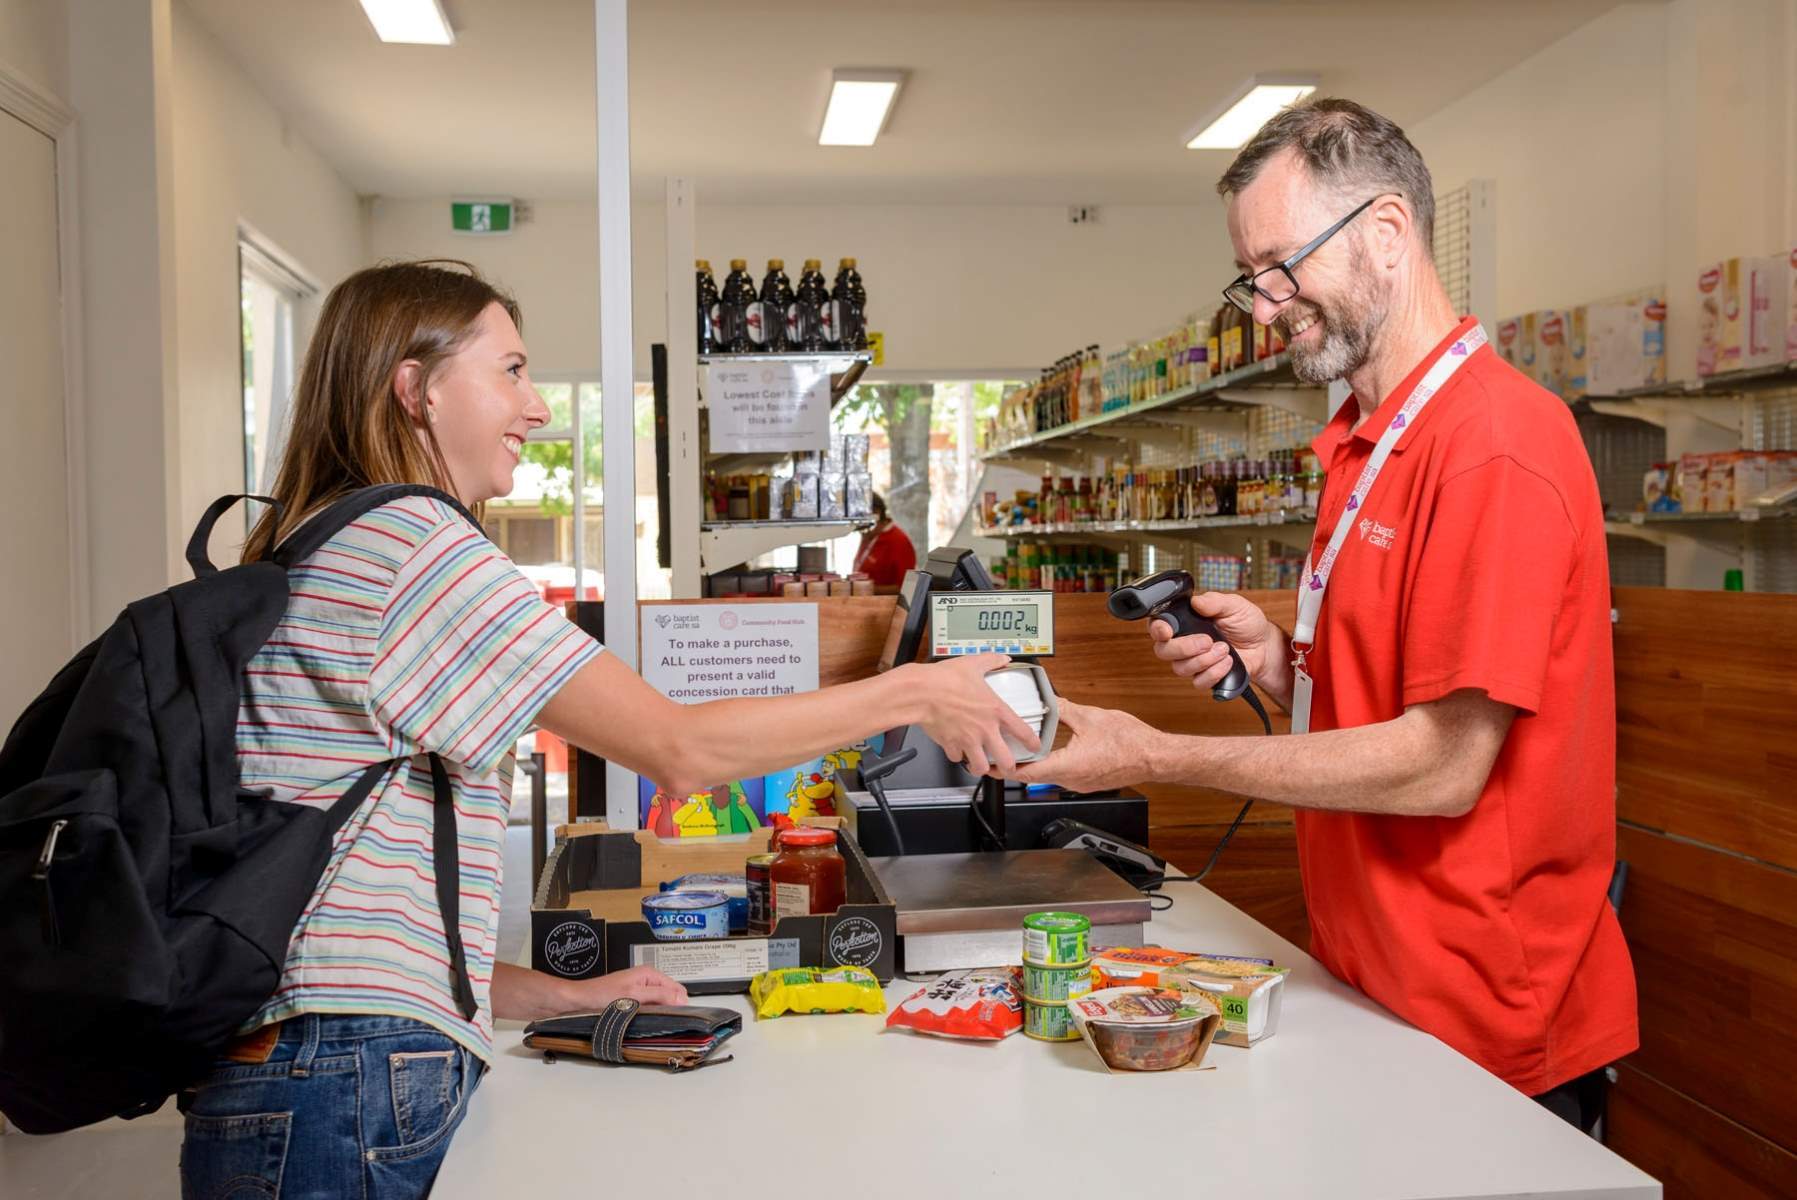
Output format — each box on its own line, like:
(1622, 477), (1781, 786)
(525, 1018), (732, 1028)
(0, 791), (561, 1197)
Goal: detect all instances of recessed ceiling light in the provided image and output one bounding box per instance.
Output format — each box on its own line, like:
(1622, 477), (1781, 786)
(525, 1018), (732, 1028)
(358, 0), (454, 46)
(819, 70), (906, 147)
(1184, 75), (1319, 150)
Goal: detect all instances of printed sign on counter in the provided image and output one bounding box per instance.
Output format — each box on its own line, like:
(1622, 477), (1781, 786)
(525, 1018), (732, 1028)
(704, 359), (832, 453)
(641, 602), (819, 701)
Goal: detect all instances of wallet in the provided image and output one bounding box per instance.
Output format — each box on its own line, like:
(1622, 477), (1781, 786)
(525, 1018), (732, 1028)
(522, 999), (740, 1071)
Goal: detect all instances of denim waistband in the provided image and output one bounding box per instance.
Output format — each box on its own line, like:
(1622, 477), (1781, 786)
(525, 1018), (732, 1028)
(272, 1013), (452, 1047)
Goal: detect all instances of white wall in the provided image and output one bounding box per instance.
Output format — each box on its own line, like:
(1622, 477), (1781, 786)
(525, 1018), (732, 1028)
(369, 195), (1238, 378)
(0, 0), (68, 98)
(1411, 0), (1797, 382)
(1410, 3), (1669, 318)
(170, 1), (367, 567)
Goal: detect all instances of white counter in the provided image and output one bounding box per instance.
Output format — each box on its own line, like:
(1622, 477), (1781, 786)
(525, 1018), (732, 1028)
(436, 880), (1659, 1200)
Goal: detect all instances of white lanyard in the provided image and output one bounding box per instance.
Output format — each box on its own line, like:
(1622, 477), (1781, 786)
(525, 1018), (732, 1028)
(1292, 323), (1488, 657)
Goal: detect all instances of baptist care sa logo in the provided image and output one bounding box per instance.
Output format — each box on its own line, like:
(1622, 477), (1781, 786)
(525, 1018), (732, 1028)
(1357, 517), (1398, 551)
(827, 916), (884, 968)
(543, 921), (601, 977)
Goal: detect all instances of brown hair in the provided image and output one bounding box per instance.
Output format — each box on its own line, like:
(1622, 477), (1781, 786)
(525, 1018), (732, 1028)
(243, 260), (521, 562)
(1215, 97), (1436, 255)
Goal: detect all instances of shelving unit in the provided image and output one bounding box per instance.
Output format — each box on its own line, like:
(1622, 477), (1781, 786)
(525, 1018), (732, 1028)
(700, 519), (870, 568)
(980, 353), (1327, 465)
(979, 509), (1317, 547)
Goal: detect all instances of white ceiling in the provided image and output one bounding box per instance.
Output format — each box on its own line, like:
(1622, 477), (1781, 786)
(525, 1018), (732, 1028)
(183, 0), (1621, 204)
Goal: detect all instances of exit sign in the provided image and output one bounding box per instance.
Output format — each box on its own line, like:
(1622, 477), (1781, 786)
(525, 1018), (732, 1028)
(451, 200), (513, 234)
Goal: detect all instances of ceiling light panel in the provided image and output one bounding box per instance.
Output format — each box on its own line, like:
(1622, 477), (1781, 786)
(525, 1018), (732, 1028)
(358, 0), (455, 46)
(1185, 75), (1318, 150)
(819, 70), (906, 146)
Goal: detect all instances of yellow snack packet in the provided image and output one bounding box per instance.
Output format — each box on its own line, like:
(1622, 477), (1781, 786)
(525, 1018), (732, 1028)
(750, 966), (886, 1019)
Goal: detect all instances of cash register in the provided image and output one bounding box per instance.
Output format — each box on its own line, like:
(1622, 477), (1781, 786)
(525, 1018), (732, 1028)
(840, 546), (1151, 857)
(840, 547), (1155, 971)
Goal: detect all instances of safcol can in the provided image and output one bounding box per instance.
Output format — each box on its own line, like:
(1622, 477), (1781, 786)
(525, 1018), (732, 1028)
(642, 891), (730, 941)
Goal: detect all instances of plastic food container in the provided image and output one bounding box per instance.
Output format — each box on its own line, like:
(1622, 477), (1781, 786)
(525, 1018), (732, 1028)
(1068, 987), (1220, 1071)
(985, 664), (1059, 764)
(661, 873), (749, 934)
(642, 891), (731, 941)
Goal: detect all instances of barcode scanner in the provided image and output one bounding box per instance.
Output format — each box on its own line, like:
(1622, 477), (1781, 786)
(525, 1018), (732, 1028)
(1107, 569), (1251, 702)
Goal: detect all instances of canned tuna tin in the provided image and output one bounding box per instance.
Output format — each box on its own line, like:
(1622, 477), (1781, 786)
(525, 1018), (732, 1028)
(1022, 958), (1094, 1004)
(1022, 911), (1091, 966)
(1023, 996), (1079, 1042)
(746, 853), (777, 936)
(642, 891), (730, 941)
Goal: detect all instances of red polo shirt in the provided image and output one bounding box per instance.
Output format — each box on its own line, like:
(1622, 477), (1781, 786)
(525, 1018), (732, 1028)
(1296, 316), (1637, 1095)
(853, 522), (917, 588)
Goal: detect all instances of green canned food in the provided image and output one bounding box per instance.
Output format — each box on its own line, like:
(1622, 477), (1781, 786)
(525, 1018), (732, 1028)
(1022, 911), (1091, 966)
(1022, 958), (1094, 1004)
(1023, 997), (1078, 1042)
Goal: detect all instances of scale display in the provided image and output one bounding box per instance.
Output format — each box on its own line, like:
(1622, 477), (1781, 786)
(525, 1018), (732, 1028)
(928, 590), (1054, 657)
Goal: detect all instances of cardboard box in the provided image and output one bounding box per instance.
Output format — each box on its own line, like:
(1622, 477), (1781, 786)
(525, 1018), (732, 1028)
(1787, 247), (1797, 360)
(1564, 306), (1589, 401)
(1587, 297), (1667, 395)
(1495, 317), (1523, 369)
(1532, 310), (1570, 396)
(1518, 312), (1542, 386)
(1677, 453), (1711, 512)
(1697, 262), (1726, 376)
(531, 817), (897, 994)
(1700, 256), (1785, 376)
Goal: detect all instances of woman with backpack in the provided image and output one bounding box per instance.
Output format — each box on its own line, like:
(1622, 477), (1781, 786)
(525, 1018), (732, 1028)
(180, 260), (1031, 1198)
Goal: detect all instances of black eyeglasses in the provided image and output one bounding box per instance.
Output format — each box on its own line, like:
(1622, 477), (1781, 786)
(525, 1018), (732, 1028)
(1222, 195), (1382, 316)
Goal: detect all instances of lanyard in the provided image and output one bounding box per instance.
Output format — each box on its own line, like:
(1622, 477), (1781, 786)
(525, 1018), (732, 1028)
(1292, 323), (1488, 657)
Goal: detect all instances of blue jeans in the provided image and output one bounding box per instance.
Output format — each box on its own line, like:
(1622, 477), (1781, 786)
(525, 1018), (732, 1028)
(179, 1014), (485, 1200)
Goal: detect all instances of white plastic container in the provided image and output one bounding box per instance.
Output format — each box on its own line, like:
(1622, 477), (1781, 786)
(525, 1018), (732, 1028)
(985, 663), (1059, 764)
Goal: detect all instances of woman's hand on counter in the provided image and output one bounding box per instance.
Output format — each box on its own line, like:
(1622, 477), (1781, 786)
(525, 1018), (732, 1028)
(907, 653), (1039, 777)
(492, 961), (689, 1022)
(566, 966), (690, 1010)
(1000, 700), (1157, 793)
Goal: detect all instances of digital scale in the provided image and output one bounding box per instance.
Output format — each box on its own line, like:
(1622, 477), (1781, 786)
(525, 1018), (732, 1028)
(927, 589), (1054, 658)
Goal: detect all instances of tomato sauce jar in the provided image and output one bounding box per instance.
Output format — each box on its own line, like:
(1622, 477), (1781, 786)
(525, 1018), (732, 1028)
(769, 827), (846, 920)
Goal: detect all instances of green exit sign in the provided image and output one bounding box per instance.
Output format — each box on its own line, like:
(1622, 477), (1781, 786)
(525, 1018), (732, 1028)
(451, 200), (513, 234)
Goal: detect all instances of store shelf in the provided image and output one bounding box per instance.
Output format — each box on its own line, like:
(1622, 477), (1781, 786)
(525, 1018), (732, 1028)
(700, 519), (870, 568)
(978, 509), (1317, 542)
(1589, 360), (1797, 400)
(979, 353), (1323, 463)
(697, 350), (872, 406)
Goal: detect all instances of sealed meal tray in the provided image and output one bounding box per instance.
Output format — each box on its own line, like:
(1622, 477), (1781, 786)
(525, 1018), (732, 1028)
(1160, 954), (1288, 1048)
(1067, 987), (1221, 1073)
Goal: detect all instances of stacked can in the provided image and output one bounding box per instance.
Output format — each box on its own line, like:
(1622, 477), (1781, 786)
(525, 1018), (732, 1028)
(1020, 911), (1093, 1042)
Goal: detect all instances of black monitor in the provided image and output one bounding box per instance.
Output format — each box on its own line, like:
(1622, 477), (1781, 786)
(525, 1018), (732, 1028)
(923, 546), (997, 591)
(875, 568), (932, 675)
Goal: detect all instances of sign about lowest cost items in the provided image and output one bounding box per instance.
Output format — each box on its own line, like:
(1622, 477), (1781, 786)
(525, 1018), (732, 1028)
(641, 603), (820, 702)
(705, 360), (832, 454)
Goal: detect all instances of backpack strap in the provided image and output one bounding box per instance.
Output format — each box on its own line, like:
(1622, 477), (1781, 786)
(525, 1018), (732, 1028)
(325, 756), (479, 1022)
(187, 494), (280, 577)
(270, 485), (482, 568)
(429, 753), (480, 1021)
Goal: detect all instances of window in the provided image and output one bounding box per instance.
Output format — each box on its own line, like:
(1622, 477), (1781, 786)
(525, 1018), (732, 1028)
(239, 236), (313, 523)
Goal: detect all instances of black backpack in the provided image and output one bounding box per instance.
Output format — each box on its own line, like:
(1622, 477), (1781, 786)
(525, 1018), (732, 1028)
(0, 485), (480, 1134)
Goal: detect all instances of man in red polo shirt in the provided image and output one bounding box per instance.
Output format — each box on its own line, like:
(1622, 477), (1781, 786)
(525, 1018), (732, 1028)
(1011, 98), (1636, 1130)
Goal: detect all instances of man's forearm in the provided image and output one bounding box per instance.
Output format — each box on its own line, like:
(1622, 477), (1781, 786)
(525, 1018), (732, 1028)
(1256, 624), (1297, 713)
(1144, 691), (1511, 818)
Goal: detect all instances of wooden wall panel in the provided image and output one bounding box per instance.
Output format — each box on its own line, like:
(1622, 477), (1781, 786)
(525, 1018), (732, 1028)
(1606, 1063), (1797, 1200)
(1149, 823), (1310, 950)
(1611, 588), (1797, 869)
(1614, 823), (1797, 1153)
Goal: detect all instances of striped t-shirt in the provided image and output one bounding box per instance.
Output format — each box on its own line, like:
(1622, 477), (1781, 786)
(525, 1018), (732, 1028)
(236, 497), (602, 1061)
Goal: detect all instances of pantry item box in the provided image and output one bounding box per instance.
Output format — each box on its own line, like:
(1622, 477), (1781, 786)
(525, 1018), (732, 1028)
(531, 817), (897, 995)
(1586, 297), (1666, 395)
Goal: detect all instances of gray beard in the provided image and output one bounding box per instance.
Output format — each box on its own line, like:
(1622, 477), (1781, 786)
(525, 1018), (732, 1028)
(1285, 295), (1382, 385)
